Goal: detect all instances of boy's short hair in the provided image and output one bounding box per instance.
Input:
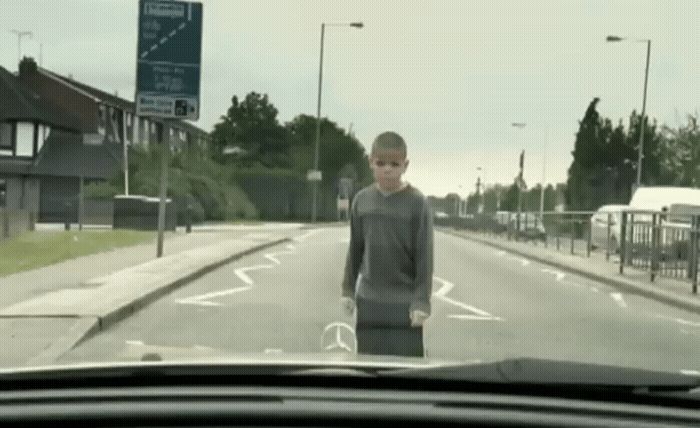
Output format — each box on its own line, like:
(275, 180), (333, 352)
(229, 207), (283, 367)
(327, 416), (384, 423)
(371, 132), (407, 156)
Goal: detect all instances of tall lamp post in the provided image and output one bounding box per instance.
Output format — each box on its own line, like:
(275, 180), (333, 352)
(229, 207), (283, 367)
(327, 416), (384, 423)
(607, 35), (651, 191)
(311, 22), (363, 222)
(512, 123), (526, 240)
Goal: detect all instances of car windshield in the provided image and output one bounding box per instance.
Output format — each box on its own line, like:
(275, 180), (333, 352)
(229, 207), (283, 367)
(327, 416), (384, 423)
(0, 0), (698, 384)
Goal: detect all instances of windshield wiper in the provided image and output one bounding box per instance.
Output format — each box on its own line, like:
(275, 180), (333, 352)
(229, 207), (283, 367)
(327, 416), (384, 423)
(379, 358), (700, 393)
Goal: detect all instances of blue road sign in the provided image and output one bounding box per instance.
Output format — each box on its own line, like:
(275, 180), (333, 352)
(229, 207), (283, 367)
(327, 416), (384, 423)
(136, 0), (202, 120)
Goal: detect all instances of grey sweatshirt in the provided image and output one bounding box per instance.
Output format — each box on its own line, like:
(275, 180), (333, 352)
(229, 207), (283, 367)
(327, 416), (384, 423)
(342, 183), (434, 314)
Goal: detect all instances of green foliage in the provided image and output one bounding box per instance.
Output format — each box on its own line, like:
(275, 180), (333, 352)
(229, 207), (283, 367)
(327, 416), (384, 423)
(659, 115), (700, 187)
(566, 98), (665, 210)
(211, 92), (291, 167)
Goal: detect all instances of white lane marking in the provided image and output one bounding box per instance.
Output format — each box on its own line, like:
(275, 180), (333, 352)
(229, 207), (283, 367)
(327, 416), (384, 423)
(176, 285), (252, 306)
(433, 276), (455, 296)
(159, 36), (168, 45)
(448, 314), (502, 321)
(188, 3), (192, 21)
(541, 268), (566, 282)
(178, 22), (186, 30)
(264, 245), (296, 265)
(264, 348), (284, 354)
(234, 266), (259, 285)
(125, 340), (144, 346)
(193, 345), (215, 351)
(432, 277), (502, 320)
(168, 29), (177, 37)
(150, 44), (158, 52)
(495, 250), (506, 257)
(680, 369), (700, 376)
(651, 313), (700, 328)
(590, 286), (600, 293)
(234, 244), (298, 284)
(610, 292), (628, 308)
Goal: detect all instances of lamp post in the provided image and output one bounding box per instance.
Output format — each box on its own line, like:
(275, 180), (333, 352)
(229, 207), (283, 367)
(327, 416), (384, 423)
(311, 22), (363, 222)
(607, 35), (651, 190)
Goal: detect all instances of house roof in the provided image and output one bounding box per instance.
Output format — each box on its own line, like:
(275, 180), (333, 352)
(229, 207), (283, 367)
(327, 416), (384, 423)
(39, 68), (208, 136)
(38, 68), (136, 112)
(0, 66), (82, 131)
(32, 129), (123, 179)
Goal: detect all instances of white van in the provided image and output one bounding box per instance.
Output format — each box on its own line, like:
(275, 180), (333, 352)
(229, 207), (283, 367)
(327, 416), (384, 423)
(629, 186), (700, 212)
(626, 187), (700, 260)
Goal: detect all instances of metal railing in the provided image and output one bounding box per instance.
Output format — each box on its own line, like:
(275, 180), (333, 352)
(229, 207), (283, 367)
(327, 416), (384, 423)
(436, 209), (699, 294)
(618, 210), (699, 293)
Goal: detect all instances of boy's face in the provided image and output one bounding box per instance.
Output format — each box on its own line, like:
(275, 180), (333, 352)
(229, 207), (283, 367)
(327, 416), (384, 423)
(369, 149), (409, 191)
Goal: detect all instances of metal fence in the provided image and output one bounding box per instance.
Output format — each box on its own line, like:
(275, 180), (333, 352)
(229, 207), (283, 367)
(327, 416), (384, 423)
(618, 210), (699, 292)
(436, 209), (699, 294)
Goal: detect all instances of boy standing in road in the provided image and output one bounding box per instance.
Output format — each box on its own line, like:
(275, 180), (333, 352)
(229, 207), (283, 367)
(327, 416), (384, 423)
(342, 131), (434, 357)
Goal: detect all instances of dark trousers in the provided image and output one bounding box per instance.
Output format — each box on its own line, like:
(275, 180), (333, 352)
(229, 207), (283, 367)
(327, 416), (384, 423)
(356, 298), (425, 358)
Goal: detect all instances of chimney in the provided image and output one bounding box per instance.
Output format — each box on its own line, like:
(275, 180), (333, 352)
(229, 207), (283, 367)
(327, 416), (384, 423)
(18, 57), (38, 78)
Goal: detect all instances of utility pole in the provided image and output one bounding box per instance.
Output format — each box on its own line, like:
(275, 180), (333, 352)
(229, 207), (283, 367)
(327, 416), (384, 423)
(517, 150), (525, 241)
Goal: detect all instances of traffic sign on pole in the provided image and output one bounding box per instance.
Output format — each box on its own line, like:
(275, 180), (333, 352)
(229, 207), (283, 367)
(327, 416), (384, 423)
(136, 0), (203, 120)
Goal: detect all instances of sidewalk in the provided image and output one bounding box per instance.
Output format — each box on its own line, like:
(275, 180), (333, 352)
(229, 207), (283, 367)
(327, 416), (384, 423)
(0, 229), (241, 310)
(0, 224), (303, 367)
(441, 228), (700, 315)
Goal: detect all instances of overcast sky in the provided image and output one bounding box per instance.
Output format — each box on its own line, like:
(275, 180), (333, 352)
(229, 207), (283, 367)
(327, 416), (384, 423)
(2, 0), (699, 196)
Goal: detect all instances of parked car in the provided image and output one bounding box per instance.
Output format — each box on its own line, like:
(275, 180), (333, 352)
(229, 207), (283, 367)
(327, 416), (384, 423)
(509, 214), (546, 242)
(590, 204), (628, 253)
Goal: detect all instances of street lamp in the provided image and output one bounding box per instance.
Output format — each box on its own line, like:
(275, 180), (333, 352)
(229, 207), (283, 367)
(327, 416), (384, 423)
(311, 21), (363, 223)
(606, 35), (651, 190)
(10, 30), (33, 67)
(476, 167), (485, 214)
(512, 123), (527, 240)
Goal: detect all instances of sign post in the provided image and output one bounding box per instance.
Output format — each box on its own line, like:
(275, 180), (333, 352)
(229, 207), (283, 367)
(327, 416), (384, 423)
(135, 0), (202, 257)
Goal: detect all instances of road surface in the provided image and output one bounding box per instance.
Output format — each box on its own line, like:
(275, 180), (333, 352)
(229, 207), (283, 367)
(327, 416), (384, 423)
(62, 227), (700, 375)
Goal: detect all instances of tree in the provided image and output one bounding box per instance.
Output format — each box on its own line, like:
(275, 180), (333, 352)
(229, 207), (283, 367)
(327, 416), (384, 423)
(566, 98), (664, 210)
(567, 98), (604, 210)
(285, 114), (372, 188)
(466, 192), (480, 213)
(499, 181), (521, 212)
(659, 115), (700, 187)
(625, 110), (663, 186)
(211, 92), (290, 167)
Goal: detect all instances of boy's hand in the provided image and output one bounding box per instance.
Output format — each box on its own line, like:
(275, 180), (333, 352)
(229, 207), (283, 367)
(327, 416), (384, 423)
(340, 297), (355, 316)
(410, 310), (429, 327)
